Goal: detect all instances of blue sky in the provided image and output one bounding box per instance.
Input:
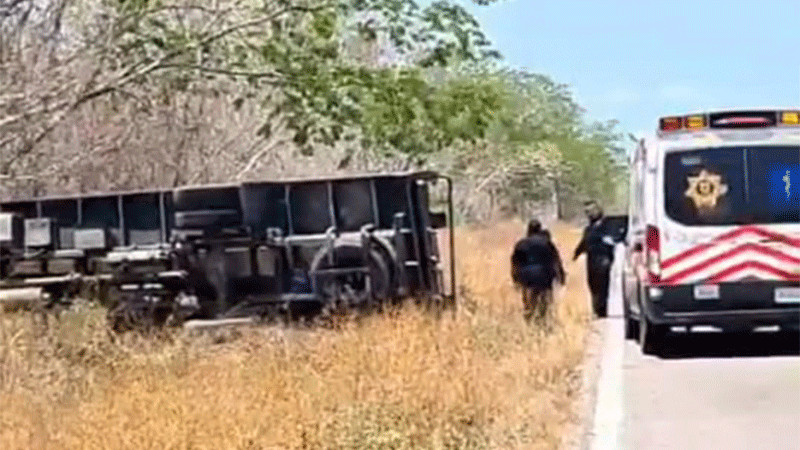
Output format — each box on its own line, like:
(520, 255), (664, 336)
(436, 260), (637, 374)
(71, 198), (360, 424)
(461, 0), (800, 148)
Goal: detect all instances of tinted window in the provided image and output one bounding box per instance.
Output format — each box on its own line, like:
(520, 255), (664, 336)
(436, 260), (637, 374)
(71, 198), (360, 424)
(665, 148), (746, 225)
(747, 146), (800, 223)
(604, 215), (629, 241)
(664, 146), (800, 225)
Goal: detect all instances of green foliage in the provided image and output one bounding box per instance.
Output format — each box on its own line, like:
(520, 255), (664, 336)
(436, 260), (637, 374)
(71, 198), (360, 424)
(356, 69), (507, 161)
(99, 0), (502, 157)
(436, 66), (626, 219)
(90, 0), (624, 217)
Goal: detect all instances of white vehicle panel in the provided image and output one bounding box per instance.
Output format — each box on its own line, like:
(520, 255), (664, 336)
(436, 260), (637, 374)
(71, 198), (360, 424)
(630, 113), (800, 287)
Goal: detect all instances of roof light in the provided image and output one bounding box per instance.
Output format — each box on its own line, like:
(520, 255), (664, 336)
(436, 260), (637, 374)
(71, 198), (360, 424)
(685, 115), (706, 130)
(709, 111), (777, 128)
(714, 116), (770, 126)
(659, 117), (682, 132)
(660, 109), (799, 133)
(781, 111), (799, 126)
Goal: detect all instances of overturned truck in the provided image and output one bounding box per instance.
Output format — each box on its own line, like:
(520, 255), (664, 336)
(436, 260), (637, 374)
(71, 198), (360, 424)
(0, 171), (455, 330)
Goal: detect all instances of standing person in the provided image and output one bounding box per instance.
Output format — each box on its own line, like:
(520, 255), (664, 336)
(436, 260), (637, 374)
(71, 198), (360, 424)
(573, 200), (618, 318)
(511, 219), (566, 324)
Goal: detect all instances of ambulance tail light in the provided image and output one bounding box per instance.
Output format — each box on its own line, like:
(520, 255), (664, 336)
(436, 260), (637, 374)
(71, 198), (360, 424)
(646, 225), (661, 283)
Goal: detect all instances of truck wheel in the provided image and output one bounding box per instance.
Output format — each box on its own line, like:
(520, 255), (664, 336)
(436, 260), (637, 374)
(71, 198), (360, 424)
(107, 295), (172, 333)
(311, 243), (393, 310)
(195, 252), (226, 319)
(640, 316), (666, 356)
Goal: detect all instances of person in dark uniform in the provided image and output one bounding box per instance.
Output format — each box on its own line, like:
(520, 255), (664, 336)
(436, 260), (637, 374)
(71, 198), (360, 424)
(573, 200), (617, 318)
(511, 219), (566, 323)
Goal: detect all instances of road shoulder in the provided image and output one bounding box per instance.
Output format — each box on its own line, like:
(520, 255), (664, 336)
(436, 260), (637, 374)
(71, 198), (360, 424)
(560, 318), (607, 450)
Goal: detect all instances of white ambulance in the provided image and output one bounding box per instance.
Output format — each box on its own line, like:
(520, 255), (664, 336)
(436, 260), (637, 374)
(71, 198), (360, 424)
(622, 109), (800, 355)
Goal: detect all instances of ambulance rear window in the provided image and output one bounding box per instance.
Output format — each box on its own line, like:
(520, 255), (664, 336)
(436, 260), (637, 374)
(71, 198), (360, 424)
(664, 146), (800, 225)
(748, 146), (800, 223)
(665, 148), (746, 225)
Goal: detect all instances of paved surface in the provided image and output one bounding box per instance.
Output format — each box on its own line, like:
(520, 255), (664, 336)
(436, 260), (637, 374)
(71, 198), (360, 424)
(589, 247), (800, 449)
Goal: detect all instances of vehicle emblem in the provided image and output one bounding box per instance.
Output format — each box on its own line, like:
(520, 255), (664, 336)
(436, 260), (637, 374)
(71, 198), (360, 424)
(685, 169), (728, 209)
(783, 170), (791, 199)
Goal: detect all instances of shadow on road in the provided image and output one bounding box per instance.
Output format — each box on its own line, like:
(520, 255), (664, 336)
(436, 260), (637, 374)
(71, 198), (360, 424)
(656, 331), (800, 359)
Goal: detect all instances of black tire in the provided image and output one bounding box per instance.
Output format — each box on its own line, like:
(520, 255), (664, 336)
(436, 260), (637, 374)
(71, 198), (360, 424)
(196, 250), (230, 319)
(107, 296), (172, 333)
(622, 280), (638, 340)
(310, 243), (394, 311)
(592, 293), (608, 318)
(625, 316), (639, 340)
(639, 315), (666, 356)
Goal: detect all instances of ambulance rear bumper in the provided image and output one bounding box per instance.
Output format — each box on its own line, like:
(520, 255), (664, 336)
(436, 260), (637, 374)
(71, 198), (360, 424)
(643, 281), (800, 332)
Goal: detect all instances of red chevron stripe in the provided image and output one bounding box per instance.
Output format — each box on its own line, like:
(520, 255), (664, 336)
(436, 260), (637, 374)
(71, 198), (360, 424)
(662, 243), (800, 284)
(661, 243), (714, 269)
(713, 226), (800, 246)
(718, 273), (795, 283)
(661, 226), (800, 269)
(707, 261), (800, 283)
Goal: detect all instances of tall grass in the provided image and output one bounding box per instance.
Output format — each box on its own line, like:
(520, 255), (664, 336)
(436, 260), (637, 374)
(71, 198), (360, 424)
(0, 221), (590, 449)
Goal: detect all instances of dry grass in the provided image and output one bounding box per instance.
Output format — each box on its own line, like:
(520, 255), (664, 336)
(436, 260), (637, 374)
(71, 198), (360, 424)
(0, 221), (591, 449)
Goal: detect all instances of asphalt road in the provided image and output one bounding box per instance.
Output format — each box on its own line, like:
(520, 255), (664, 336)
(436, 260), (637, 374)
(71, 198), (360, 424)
(589, 248), (800, 449)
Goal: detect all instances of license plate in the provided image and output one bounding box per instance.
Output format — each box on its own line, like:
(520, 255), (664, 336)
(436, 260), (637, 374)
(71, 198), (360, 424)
(694, 284), (719, 300)
(775, 287), (800, 304)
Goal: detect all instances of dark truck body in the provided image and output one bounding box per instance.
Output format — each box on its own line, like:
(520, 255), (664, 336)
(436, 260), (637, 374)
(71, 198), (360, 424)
(0, 171), (454, 329)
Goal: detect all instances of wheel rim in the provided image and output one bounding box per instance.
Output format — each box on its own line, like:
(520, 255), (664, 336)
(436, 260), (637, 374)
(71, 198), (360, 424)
(314, 246), (392, 311)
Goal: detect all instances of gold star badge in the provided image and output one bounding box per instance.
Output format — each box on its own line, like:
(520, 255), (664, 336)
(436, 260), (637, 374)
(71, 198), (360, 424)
(685, 169), (728, 209)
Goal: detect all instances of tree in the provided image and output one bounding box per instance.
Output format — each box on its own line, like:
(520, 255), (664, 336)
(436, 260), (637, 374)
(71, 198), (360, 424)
(433, 68), (626, 221)
(0, 0), (506, 195)
(0, 0), (626, 224)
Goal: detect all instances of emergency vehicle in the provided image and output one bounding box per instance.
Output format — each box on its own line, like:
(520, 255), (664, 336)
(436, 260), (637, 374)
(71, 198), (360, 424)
(622, 109), (800, 354)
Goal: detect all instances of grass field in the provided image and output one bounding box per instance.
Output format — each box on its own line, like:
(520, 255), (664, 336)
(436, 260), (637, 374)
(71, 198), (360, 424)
(0, 221), (591, 449)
